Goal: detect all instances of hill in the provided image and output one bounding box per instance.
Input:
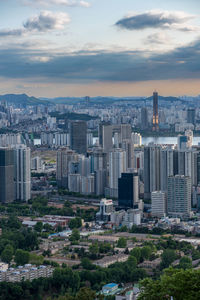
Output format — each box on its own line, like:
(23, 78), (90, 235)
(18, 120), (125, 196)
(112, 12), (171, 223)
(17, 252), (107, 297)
(0, 94), (49, 106)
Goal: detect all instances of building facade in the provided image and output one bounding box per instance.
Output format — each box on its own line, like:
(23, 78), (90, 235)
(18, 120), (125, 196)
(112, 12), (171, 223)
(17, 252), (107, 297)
(69, 121), (87, 154)
(167, 175), (191, 218)
(0, 148), (15, 203)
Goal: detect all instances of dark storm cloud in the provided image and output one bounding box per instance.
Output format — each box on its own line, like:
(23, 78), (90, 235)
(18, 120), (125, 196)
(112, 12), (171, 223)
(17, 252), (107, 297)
(0, 38), (200, 82)
(115, 10), (196, 31)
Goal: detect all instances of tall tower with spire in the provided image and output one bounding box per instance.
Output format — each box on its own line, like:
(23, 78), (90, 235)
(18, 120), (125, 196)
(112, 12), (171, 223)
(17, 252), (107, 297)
(152, 91), (159, 131)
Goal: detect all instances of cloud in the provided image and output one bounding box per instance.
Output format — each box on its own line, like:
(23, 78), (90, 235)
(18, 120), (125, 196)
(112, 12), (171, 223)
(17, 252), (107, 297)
(115, 10), (197, 32)
(0, 37), (200, 83)
(0, 11), (70, 37)
(22, 0), (91, 7)
(79, 1), (90, 7)
(24, 11), (70, 32)
(0, 29), (25, 37)
(145, 32), (171, 45)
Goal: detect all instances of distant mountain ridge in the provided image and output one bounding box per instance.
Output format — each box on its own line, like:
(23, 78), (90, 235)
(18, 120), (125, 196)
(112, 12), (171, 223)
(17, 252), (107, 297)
(39, 95), (183, 105)
(0, 94), (48, 106)
(146, 95), (180, 102)
(0, 93), (194, 106)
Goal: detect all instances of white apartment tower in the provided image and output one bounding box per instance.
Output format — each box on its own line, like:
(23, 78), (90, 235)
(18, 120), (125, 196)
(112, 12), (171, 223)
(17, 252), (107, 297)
(151, 191), (166, 218)
(109, 148), (127, 191)
(167, 175), (191, 218)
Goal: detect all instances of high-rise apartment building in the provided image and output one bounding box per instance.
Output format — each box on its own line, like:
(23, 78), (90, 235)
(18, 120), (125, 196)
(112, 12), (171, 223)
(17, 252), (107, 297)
(197, 153), (200, 185)
(152, 91), (159, 131)
(118, 172), (139, 208)
(0, 148), (15, 203)
(151, 191), (166, 218)
(144, 145), (161, 200)
(94, 169), (107, 196)
(141, 107), (148, 130)
(177, 130), (193, 150)
(56, 147), (79, 188)
(99, 123), (113, 153)
(92, 148), (107, 172)
(120, 124), (132, 141)
(167, 175), (191, 217)
(160, 148), (174, 192)
(131, 132), (142, 146)
(14, 146), (31, 202)
(109, 148), (127, 197)
(121, 139), (134, 169)
(69, 121), (87, 154)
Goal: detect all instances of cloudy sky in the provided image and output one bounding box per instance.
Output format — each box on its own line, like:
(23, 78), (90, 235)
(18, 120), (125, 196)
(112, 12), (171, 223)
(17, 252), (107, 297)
(0, 0), (200, 97)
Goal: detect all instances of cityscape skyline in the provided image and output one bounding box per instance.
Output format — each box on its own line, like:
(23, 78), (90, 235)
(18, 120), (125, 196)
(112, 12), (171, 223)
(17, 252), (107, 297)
(0, 89), (200, 298)
(0, 0), (200, 96)
(1, 1), (200, 298)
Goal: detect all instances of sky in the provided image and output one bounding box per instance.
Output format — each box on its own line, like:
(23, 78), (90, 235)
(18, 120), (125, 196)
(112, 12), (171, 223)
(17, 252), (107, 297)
(0, 0), (200, 97)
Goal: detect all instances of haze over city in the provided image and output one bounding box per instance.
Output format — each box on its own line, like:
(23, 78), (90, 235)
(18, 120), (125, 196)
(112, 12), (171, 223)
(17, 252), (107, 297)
(1, 0), (200, 97)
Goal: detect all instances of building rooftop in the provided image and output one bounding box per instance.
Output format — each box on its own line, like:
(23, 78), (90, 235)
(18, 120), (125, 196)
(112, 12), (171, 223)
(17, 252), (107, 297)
(104, 283), (118, 289)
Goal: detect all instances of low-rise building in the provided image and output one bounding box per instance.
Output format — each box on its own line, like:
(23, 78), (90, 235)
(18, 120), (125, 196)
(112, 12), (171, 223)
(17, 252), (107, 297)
(0, 263), (8, 272)
(102, 283), (119, 295)
(116, 287), (140, 300)
(96, 199), (114, 222)
(94, 254), (129, 268)
(0, 264), (54, 282)
(89, 235), (119, 244)
(110, 209), (142, 228)
(40, 240), (70, 255)
(22, 215), (77, 229)
(138, 258), (161, 269)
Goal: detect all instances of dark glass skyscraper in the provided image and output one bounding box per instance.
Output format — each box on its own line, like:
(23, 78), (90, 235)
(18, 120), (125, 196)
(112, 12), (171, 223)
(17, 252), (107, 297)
(152, 91), (159, 131)
(118, 173), (138, 208)
(70, 121), (87, 154)
(187, 108), (195, 125)
(141, 107), (148, 130)
(0, 148), (15, 203)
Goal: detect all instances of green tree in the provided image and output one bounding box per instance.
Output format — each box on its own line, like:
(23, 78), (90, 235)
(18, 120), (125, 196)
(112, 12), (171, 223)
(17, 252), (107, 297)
(120, 225), (128, 232)
(89, 242), (99, 255)
(43, 223), (53, 232)
(56, 296), (74, 300)
(75, 287), (96, 300)
(64, 201), (71, 208)
(53, 267), (80, 293)
(29, 253), (44, 265)
(15, 249), (30, 265)
(81, 258), (95, 270)
(99, 242), (112, 254)
(179, 256), (192, 270)
(6, 216), (21, 229)
(34, 221), (43, 232)
(141, 246), (152, 260)
(138, 268), (200, 300)
(160, 249), (177, 269)
(1, 245), (14, 264)
(127, 255), (137, 268)
(117, 237), (127, 248)
(69, 229), (80, 242)
(69, 218), (82, 229)
(130, 247), (141, 263)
